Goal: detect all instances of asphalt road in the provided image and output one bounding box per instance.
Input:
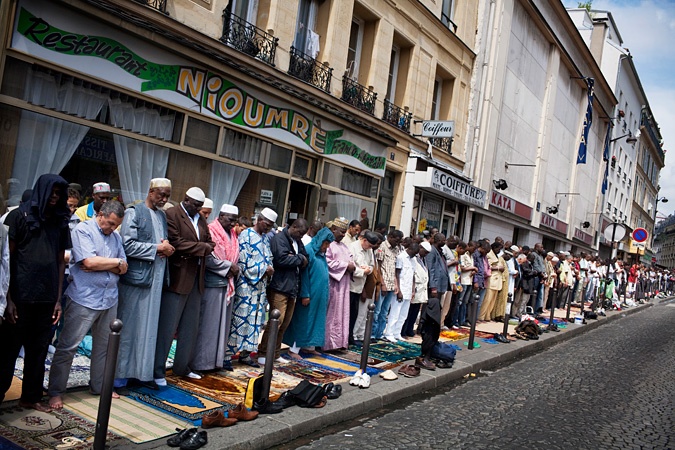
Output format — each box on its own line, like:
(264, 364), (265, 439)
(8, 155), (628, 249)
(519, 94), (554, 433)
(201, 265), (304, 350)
(288, 300), (675, 449)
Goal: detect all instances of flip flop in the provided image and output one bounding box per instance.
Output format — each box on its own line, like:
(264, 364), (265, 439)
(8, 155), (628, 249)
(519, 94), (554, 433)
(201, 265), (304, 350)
(463, 342), (481, 348)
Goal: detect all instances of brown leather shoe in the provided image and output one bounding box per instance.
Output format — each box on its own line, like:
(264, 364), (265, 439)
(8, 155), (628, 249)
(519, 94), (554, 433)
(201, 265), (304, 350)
(397, 364), (421, 378)
(415, 357), (436, 371)
(201, 410), (237, 428)
(227, 402), (259, 421)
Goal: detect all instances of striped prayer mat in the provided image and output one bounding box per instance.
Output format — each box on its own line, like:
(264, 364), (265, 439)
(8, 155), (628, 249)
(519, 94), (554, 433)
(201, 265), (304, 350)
(62, 390), (189, 443)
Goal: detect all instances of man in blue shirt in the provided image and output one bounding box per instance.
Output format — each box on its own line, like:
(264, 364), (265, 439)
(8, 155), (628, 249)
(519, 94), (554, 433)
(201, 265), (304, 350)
(47, 200), (127, 410)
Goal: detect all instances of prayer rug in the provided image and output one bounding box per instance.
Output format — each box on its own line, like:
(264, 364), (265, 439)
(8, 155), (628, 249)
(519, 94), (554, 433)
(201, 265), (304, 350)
(62, 391), (189, 443)
(298, 353), (382, 377)
(273, 360), (348, 385)
(0, 401), (123, 449)
(349, 340), (421, 364)
(440, 328), (495, 341)
(126, 382), (228, 425)
(14, 353), (91, 391)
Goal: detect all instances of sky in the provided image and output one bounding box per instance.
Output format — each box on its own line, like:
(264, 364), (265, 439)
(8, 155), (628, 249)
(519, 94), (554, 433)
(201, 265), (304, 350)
(563, 0), (675, 222)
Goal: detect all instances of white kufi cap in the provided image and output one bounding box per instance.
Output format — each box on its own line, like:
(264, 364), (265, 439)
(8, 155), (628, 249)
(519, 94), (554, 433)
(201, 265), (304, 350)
(185, 187), (206, 202)
(260, 207), (278, 222)
(150, 178), (171, 188)
(220, 204), (239, 215)
(420, 241), (432, 252)
(202, 198), (213, 209)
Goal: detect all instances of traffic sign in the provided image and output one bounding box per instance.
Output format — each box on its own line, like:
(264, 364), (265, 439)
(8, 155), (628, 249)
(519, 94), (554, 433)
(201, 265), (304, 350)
(603, 223), (626, 242)
(632, 227), (648, 243)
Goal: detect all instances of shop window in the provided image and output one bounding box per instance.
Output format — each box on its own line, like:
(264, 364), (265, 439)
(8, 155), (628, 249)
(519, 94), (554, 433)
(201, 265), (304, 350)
(219, 128), (291, 172)
(293, 155), (317, 181)
(318, 190), (375, 224)
(322, 162), (378, 197)
(166, 150), (213, 204)
(184, 117), (219, 153)
(234, 170), (288, 222)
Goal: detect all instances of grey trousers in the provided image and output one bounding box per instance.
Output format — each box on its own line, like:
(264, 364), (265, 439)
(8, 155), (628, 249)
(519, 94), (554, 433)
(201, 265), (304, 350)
(154, 278), (202, 379)
(48, 297), (117, 397)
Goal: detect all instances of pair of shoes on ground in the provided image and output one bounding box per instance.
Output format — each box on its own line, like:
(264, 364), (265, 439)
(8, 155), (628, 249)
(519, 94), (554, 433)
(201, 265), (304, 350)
(379, 369), (398, 380)
(167, 428), (207, 450)
(322, 382), (343, 399)
(348, 369), (371, 388)
(201, 403), (259, 428)
(257, 355), (291, 365)
(415, 357), (436, 371)
(398, 364), (420, 378)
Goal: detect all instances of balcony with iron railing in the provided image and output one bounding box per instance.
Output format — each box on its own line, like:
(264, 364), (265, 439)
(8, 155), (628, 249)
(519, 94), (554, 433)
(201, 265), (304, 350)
(429, 137), (453, 154)
(341, 77), (376, 115)
(641, 109), (665, 161)
(288, 46), (332, 93)
(221, 11), (278, 66)
(133, 0), (168, 14)
(382, 100), (412, 133)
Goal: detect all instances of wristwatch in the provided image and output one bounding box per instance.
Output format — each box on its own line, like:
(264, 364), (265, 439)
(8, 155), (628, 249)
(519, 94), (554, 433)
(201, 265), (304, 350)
(118, 258), (123, 267)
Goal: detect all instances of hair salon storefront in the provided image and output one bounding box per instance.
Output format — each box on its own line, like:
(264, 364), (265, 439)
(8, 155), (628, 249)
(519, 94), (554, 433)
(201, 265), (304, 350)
(0, 0), (393, 225)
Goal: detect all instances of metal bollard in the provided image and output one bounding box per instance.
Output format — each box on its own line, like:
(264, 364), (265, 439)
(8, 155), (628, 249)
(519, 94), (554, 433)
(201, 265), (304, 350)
(94, 319), (123, 450)
(501, 293), (512, 341)
(259, 309), (281, 403)
(547, 287), (557, 331)
(467, 292), (480, 350)
(565, 286), (573, 322)
(359, 303), (376, 373)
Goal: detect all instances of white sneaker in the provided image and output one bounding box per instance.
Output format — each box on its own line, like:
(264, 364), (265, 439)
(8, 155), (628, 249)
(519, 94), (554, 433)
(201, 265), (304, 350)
(186, 372), (202, 379)
(349, 370), (363, 386)
(358, 373), (371, 388)
(154, 378), (167, 387)
(275, 356), (290, 364)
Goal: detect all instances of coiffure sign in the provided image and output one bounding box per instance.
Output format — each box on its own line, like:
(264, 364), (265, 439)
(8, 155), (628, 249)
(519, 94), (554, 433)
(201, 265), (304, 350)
(421, 120), (454, 138)
(426, 168), (486, 207)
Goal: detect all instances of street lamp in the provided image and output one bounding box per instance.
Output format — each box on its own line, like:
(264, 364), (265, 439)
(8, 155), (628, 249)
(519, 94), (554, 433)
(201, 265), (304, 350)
(610, 130), (638, 144)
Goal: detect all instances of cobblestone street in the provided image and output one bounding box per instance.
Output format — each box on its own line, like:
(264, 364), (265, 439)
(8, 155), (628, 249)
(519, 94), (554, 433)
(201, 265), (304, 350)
(292, 301), (675, 449)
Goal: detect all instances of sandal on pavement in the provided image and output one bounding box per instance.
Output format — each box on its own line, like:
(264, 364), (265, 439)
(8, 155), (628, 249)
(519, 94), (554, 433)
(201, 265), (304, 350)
(167, 428), (197, 447)
(179, 430), (207, 450)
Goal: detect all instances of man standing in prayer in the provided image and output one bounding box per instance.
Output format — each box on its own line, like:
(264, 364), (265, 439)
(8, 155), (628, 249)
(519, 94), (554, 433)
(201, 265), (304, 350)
(199, 198), (213, 222)
(228, 208), (276, 368)
(114, 178), (174, 391)
(192, 204), (240, 372)
(324, 218), (355, 350)
(284, 226), (334, 356)
(48, 201), (127, 409)
(74, 182), (112, 222)
(258, 218), (309, 365)
(383, 241), (419, 342)
(302, 220), (324, 246)
(342, 220), (361, 247)
(0, 175), (71, 412)
(350, 231), (378, 345)
(372, 230), (402, 340)
(154, 187), (214, 385)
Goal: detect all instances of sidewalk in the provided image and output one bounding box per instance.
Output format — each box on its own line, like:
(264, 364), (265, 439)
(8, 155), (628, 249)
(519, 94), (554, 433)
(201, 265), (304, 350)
(120, 297), (663, 450)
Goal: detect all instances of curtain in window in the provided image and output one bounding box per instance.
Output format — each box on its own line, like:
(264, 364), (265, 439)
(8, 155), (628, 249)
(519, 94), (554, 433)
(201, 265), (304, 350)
(10, 71), (107, 201)
(209, 161), (250, 220)
(331, 192), (362, 222)
(109, 98), (174, 205)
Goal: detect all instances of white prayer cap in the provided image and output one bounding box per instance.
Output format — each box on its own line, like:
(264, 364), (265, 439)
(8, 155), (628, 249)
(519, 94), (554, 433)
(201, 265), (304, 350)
(552, 256), (559, 263)
(259, 207), (278, 222)
(93, 182), (111, 194)
(150, 178), (171, 189)
(202, 198), (213, 209)
(420, 241), (432, 252)
(220, 204), (239, 215)
(186, 187), (205, 202)
(510, 245), (520, 253)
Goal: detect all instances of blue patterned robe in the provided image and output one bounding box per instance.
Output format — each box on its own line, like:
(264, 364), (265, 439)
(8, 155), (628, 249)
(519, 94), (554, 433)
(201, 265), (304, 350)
(227, 227), (273, 354)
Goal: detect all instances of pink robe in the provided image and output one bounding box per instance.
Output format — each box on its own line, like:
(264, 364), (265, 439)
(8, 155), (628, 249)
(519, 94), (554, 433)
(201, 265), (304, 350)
(324, 240), (353, 350)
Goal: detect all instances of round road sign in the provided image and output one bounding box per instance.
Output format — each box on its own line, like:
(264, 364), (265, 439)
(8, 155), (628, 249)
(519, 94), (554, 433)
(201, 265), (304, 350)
(603, 223), (627, 242)
(632, 228), (648, 243)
